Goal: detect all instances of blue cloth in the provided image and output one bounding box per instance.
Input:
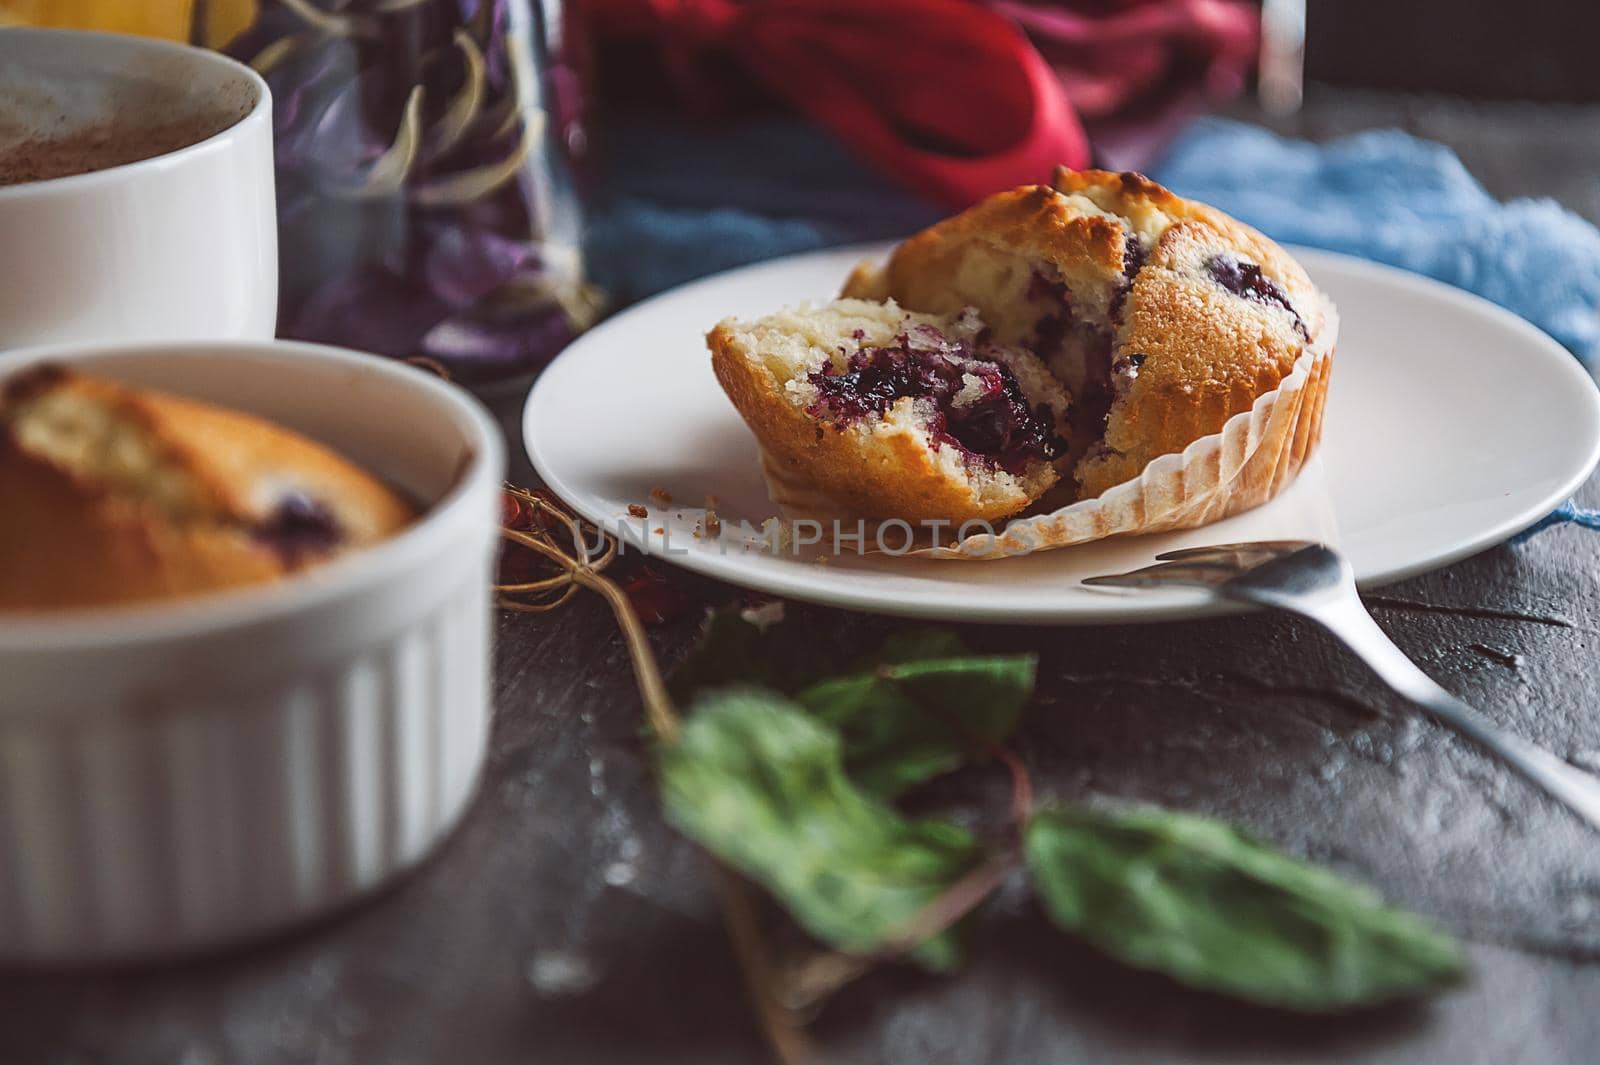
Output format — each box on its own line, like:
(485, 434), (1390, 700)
(585, 119), (943, 306)
(1152, 119), (1600, 365)
(1513, 500), (1600, 542)
(1149, 119), (1600, 538)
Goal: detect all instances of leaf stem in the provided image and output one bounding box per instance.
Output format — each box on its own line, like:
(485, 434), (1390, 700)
(984, 740), (1034, 828)
(780, 849), (1020, 1011)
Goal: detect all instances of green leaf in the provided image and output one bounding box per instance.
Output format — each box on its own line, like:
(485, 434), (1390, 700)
(796, 653), (1035, 799)
(670, 609), (1035, 799)
(1024, 806), (1466, 1011)
(659, 689), (985, 970)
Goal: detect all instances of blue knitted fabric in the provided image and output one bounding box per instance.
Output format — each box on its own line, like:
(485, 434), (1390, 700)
(1152, 119), (1600, 365)
(1513, 501), (1600, 543)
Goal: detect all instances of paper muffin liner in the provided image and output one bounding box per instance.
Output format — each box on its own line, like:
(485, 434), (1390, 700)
(758, 297), (1337, 560)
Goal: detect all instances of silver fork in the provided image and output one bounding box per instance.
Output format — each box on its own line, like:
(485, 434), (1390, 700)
(1085, 541), (1600, 830)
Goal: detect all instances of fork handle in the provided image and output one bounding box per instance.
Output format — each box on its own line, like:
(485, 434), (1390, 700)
(1260, 588), (1600, 831)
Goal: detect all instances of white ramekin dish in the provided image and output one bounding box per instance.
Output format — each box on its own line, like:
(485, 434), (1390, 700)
(0, 340), (505, 963)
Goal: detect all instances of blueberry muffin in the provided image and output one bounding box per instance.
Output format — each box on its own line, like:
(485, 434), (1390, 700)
(843, 169), (1329, 502)
(708, 299), (1070, 523)
(0, 365), (416, 610)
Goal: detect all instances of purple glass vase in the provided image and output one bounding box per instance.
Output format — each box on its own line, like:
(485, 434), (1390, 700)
(222, 0), (598, 390)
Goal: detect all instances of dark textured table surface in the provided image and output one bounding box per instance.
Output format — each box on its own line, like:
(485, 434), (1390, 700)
(7, 88), (1600, 1065)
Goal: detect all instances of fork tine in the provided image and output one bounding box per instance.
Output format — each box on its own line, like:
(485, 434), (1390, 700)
(1081, 558), (1245, 590)
(1154, 540), (1318, 562)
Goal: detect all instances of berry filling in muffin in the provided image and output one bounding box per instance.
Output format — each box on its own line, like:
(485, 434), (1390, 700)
(1025, 241), (1161, 461)
(1026, 266), (1118, 457)
(807, 322), (1064, 476)
(1206, 255), (1311, 340)
(842, 172), (1323, 501)
(253, 491), (346, 562)
(707, 299), (1071, 524)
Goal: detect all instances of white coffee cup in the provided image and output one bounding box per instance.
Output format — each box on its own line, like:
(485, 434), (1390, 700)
(0, 28), (277, 349)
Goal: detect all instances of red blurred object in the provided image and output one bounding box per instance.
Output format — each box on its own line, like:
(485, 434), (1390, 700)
(496, 544), (539, 586)
(997, 0), (1259, 121)
(583, 0), (1091, 208)
(622, 565), (694, 626)
(583, 0), (1260, 205)
(500, 491), (530, 531)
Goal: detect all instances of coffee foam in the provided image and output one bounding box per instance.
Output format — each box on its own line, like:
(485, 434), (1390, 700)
(0, 36), (256, 182)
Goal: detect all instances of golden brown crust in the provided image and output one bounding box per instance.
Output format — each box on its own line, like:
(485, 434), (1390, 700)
(916, 314), (1336, 559)
(847, 170), (1328, 503)
(1079, 218), (1316, 499)
(1052, 167), (1185, 212)
(868, 184), (1126, 290)
(0, 367), (416, 611)
(1052, 168), (1323, 337)
(0, 452), (285, 609)
(118, 382), (415, 539)
(708, 322), (1044, 524)
(841, 184), (1130, 344)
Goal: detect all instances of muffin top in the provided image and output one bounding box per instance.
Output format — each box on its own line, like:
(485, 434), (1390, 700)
(844, 169), (1327, 500)
(0, 365), (416, 610)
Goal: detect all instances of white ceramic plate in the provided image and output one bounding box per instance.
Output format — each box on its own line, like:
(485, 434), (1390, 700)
(525, 245), (1600, 624)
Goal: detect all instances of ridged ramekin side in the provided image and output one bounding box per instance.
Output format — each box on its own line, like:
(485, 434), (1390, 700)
(0, 559), (493, 963)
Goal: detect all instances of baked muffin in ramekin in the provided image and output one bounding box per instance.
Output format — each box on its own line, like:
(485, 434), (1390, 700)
(0, 340), (503, 962)
(1, 366), (415, 609)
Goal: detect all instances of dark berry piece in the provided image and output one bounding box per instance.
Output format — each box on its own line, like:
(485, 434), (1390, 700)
(806, 323), (1064, 475)
(1113, 235), (1148, 320)
(1028, 268), (1069, 305)
(255, 492), (343, 563)
(1112, 352), (1147, 378)
(1206, 255), (1311, 340)
(1122, 236), (1147, 280)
